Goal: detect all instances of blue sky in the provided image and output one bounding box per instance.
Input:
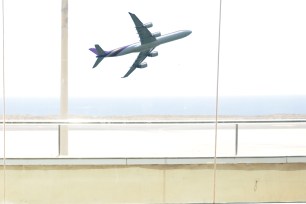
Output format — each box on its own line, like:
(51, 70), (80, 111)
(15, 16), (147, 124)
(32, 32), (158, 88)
(1, 0), (306, 98)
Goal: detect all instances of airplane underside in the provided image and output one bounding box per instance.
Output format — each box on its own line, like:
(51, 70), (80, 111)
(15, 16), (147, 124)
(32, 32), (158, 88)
(89, 12), (191, 78)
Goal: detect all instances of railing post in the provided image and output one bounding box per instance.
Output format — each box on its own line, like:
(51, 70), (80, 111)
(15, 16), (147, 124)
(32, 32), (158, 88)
(235, 124), (238, 156)
(58, 125), (68, 156)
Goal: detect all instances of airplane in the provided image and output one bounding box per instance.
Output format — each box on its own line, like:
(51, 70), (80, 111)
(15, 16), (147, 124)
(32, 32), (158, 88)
(89, 12), (192, 78)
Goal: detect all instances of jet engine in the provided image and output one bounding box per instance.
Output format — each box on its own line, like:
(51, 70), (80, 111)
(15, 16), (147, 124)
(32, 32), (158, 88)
(152, 32), (161, 37)
(143, 22), (153, 28)
(148, 51), (158, 57)
(137, 62), (147, 68)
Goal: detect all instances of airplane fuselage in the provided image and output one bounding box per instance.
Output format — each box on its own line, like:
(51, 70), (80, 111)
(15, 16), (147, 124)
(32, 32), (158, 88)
(101, 30), (191, 58)
(90, 12), (192, 77)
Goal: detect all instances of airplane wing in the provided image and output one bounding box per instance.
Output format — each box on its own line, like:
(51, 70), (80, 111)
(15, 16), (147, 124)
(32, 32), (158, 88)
(129, 12), (156, 44)
(122, 48), (153, 78)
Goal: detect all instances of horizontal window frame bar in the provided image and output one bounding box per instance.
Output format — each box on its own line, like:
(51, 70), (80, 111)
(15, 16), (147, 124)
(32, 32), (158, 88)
(2, 119), (306, 125)
(1, 156), (306, 166)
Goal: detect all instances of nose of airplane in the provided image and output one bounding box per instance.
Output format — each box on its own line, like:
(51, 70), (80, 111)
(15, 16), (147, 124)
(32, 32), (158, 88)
(185, 30), (192, 36)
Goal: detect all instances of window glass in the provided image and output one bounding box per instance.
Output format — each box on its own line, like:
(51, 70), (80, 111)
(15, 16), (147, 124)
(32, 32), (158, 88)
(218, 0), (306, 157)
(216, 1), (306, 202)
(3, 0), (61, 157)
(2, 1), (306, 203)
(68, 0), (220, 157)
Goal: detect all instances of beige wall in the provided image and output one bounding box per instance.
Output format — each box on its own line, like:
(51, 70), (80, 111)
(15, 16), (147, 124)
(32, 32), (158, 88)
(1, 164), (306, 204)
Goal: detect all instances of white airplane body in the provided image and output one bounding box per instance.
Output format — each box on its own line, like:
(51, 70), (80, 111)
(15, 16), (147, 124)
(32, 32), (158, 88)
(90, 12), (192, 78)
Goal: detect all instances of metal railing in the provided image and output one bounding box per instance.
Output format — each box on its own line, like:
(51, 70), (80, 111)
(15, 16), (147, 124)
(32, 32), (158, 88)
(2, 119), (306, 158)
(3, 118), (306, 124)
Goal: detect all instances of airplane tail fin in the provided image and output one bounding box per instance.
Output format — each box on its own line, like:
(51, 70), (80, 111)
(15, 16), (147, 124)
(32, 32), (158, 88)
(89, 44), (106, 68)
(89, 44), (105, 55)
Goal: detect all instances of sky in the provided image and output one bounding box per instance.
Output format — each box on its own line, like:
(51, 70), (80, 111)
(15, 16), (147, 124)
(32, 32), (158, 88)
(1, 0), (306, 98)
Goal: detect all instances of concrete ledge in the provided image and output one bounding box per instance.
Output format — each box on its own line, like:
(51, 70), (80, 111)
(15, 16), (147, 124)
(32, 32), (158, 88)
(1, 156), (306, 166)
(1, 161), (306, 203)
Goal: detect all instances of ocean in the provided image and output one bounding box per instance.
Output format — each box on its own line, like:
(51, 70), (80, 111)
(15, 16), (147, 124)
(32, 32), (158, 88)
(2, 95), (306, 116)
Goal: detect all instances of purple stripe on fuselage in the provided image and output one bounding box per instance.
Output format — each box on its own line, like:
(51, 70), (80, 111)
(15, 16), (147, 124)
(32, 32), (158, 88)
(104, 51), (111, 56)
(97, 51), (111, 58)
(108, 45), (130, 57)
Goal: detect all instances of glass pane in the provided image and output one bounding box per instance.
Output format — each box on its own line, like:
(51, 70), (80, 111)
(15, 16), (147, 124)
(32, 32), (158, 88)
(219, 0), (306, 156)
(2, 0), (305, 203)
(217, 0), (306, 203)
(68, 0), (219, 158)
(3, 0), (61, 157)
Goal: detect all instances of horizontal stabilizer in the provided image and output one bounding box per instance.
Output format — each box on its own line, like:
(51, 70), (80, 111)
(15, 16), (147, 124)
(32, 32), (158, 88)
(92, 57), (104, 68)
(90, 44), (106, 68)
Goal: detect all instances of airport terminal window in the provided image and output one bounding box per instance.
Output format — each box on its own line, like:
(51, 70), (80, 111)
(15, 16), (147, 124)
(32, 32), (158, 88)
(0, 0), (221, 158)
(218, 0), (306, 156)
(0, 0), (305, 158)
(1, 0), (61, 157)
(67, 0), (220, 157)
(1, 1), (306, 203)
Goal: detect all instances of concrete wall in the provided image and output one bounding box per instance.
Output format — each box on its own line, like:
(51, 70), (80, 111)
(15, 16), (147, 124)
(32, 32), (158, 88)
(1, 163), (306, 204)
